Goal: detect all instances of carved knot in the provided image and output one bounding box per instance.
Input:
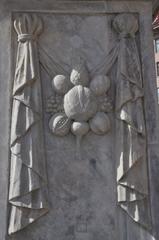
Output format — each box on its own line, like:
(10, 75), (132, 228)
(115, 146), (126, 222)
(119, 32), (135, 40)
(18, 34), (34, 43)
(14, 14), (43, 43)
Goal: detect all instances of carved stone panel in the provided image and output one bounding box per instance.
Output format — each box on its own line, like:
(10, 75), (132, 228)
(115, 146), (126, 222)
(7, 4), (157, 240)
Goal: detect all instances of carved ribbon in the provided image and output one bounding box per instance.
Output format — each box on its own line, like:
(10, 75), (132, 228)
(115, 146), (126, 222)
(113, 14), (151, 230)
(8, 14), (49, 235)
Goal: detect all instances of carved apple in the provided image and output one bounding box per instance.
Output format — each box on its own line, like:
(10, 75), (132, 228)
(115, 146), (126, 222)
(71, 121), (90, 137)
(52, 75), (71, 95)
(90, 75), (110, 96)
(71, 121), (90, 160)
(64, 85), (97, 121)
(89, 112), (111, 135)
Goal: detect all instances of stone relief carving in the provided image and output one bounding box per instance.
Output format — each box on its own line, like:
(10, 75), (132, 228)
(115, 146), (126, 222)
(45, 13), (151, 231)
(113, 14), (152, 231)
(8, 14), (49, 235)
(47, 56), (112, 158)
(9, 12), (152, 236)
(42, 13), (151, 232)
(91, 13), (152, 231)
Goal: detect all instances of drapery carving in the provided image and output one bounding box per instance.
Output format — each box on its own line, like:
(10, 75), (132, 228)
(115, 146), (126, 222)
(113, 14), (151, 230)
(76, 13), (151, 230)
(11, 12), (152, 234)
(8, 14), (49, 235)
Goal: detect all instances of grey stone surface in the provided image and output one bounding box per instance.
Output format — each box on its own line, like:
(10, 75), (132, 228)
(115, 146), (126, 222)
(0, 1), (158, 240)
(0, 8), (11, 240)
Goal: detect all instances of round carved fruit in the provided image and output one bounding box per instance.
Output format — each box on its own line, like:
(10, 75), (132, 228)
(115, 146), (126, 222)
(90, 75), (110, 96)
(113, 14), (138, 38)
(64, 85), (97, 121)
(89, 112), (111, 135)
(70, 64), (89, 86)
(52, 75), (71, 95)
(49, 113), (71, 136)
(71, 121), (90, 137)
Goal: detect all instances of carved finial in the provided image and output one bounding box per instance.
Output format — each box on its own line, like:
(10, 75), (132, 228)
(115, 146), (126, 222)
(14, 14), (43, 42)
(113, 13), (138, 38)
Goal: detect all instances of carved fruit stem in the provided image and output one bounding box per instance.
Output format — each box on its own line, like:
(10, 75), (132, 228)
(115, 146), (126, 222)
(76, 135), (82, 160)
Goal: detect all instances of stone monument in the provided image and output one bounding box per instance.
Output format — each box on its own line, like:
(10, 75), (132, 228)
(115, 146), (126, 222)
(0, 1), (159, 240)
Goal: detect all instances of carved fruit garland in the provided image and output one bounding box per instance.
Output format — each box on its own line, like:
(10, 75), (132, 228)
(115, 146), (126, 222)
(47, 60), (112, 159)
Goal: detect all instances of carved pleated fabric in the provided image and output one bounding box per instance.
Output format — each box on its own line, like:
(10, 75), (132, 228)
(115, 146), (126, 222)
(90, 13), (152, 231)
(114, 14), (151, 230)
(9, 13), (152, 234)
(8, 14), (49, 234)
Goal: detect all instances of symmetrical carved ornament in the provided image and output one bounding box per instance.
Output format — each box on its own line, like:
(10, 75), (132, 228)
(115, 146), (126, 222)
(47, 57), (111, 158)
(8, 12), (152, 236)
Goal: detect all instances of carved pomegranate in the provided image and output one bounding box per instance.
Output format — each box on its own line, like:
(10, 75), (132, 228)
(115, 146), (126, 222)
(89, 112), (111, 135)
(64, 85), (97, 121)
(90, 75), (110, 96)
(49, 113), (71, 136)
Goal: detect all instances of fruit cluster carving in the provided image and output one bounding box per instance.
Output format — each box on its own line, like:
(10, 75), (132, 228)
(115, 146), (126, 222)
(47, 58), (112, 158)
